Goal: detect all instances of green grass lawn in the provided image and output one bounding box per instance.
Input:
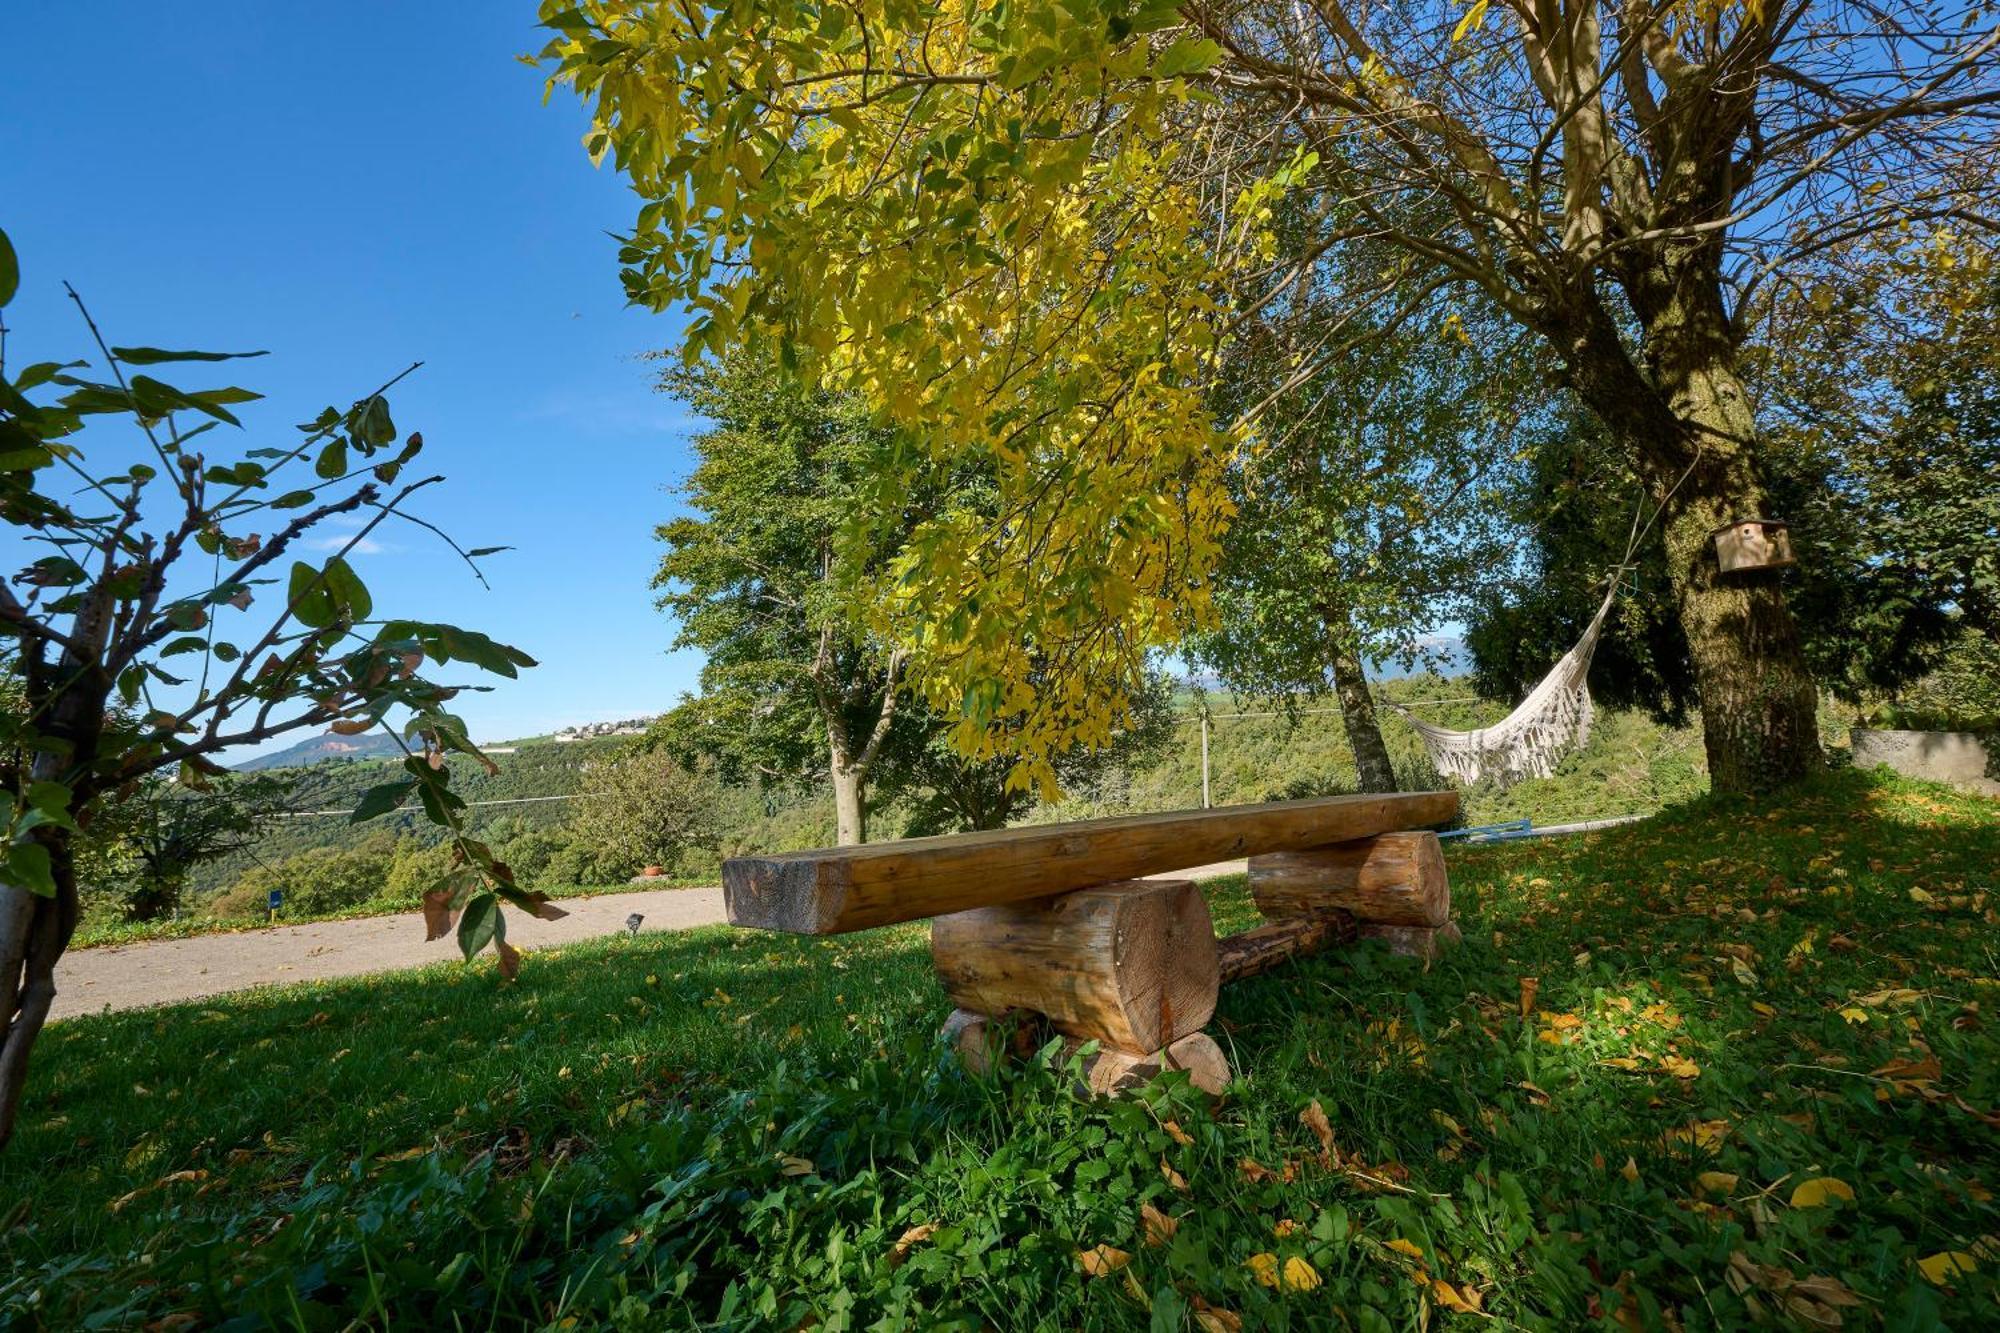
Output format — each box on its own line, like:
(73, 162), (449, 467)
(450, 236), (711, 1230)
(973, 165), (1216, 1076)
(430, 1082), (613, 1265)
(3, 770), (1995, 1329)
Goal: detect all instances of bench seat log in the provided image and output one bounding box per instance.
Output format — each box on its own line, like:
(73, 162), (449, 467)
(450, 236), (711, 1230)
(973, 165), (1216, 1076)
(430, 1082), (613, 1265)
(1249, 831), (1450, 927)
(932, 880), (1218, 1053)
(725, 791), (1459, 935)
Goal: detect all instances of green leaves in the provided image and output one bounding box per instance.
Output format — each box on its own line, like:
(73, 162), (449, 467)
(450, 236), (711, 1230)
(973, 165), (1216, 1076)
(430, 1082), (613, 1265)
(287, 561), (337, 629)
(350, 778), (417, 823)
(456, 891), (500, 961)
(110, 346), (269, 365)
(288, 556), (371, 628)
(0, 226), (17, 307)
(2, 842), (55, 897)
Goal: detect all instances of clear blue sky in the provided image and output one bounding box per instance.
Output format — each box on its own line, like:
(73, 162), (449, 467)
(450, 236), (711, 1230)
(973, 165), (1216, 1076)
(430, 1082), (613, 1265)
(0, 3), (703, 750)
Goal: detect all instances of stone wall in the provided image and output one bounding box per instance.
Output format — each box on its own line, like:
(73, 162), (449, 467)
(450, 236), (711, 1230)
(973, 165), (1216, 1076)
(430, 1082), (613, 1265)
(1850, 728), (2000, 796)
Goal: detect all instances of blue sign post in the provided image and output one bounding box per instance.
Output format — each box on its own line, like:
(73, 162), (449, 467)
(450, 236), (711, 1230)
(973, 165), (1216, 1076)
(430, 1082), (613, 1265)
(268, 888), (282, 922)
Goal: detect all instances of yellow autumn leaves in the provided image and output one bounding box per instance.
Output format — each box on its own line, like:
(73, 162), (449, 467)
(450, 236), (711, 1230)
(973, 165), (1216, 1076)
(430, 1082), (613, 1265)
(543, 0), (1283, 792)
(1243, 1251), (1321, 1290)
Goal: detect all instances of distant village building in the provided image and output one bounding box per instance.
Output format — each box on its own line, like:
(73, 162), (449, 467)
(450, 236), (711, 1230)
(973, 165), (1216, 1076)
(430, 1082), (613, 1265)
(553, 716), (656, 743)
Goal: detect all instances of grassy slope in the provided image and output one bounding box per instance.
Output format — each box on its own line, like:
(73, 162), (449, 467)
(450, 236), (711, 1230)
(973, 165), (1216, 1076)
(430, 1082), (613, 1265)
(7, 770), (1994, 1328)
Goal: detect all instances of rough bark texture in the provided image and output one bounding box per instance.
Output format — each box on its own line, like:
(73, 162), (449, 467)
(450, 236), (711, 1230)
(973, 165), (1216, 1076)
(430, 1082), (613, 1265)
(829, 754), (867, 847)
(1250, 832), (1451, 927)
(1557, 247), (1823, 794)
(930, 879), (1219, 1053)
(1214, 912), (1356, 983)
(1326, 616), (1397, 793)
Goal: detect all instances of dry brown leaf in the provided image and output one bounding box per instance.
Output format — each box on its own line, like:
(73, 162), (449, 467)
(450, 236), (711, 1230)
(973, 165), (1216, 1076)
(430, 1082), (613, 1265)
(1301, 1100), (1337, 1166)
(886, 1222), (937, 1269)
(421, 889), (456, 942)
(1191, 1296), (1243, 1332)
(522, 892), (570, 922)
(1519, 976), (1540, 1017)
(1432, 1279), (1483, 1312)
(1160, 1156), (1188, 1192)
(1238, 1157), (1276, 1184)
(1076, 1244), (1132, 1277)
(1163, 1119), (1194, 1147)
(496, 938), (522, 981)
(1139, 1202), (1179, 1248)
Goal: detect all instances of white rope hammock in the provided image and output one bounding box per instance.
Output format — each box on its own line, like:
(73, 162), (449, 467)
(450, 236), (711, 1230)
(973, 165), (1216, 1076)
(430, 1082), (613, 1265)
(1391, 576), (1621, 787)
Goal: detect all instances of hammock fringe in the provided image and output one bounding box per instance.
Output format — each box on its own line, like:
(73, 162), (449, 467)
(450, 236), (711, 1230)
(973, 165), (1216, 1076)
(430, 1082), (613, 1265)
(1391, 579), (1620, 788)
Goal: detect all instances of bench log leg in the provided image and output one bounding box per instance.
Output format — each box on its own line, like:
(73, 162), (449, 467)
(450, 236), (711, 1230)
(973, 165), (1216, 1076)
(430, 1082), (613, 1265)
(931, 879), (1218, 1053)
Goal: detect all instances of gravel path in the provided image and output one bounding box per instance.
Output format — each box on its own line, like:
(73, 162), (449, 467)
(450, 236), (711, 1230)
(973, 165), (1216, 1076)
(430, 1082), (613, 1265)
(52, 862), (1250, 1020)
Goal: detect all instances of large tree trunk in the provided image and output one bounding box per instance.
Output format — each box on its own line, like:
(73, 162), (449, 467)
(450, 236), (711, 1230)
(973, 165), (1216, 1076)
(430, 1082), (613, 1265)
(1655, 445), (1823, 792)
(1560, 268), (1823, 794)
(830, 752), (868, 846)
(1324, 609), (1397, 793)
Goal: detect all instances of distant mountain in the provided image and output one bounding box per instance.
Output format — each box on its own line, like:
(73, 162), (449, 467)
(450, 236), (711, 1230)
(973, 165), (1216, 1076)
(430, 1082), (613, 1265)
(235, 730), (407, 771)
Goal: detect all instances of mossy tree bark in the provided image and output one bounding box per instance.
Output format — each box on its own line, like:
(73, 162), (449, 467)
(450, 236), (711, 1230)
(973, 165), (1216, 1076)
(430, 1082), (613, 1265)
(1558, 249), (1823, 793)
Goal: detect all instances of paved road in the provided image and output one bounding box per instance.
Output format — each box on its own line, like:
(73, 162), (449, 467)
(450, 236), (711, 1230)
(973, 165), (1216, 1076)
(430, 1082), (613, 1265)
(52, 861), (1250, 1020)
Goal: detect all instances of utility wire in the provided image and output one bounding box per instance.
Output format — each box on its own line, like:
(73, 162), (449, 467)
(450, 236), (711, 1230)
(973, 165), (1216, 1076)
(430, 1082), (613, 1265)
(265, 792), (608, 820)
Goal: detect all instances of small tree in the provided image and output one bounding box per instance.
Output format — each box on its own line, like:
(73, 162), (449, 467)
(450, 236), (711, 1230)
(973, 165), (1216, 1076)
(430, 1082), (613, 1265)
(0, 226), (539, 1145)
(573, 747), (720, 880)
(651, 350), (922, 844)
(106, 773), (294, 921)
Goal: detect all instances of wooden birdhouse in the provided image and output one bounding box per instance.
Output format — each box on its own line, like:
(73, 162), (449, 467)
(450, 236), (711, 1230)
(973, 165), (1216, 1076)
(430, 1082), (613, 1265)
(1711, 518), (1795, 573)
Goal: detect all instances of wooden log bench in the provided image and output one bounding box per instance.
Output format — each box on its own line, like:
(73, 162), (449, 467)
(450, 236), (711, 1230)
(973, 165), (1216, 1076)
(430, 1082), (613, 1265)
(722, 792), (1459, 1095)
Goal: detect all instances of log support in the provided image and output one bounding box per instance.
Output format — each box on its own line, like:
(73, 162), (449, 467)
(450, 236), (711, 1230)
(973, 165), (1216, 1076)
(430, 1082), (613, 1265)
(925, 823), (1459, 1093)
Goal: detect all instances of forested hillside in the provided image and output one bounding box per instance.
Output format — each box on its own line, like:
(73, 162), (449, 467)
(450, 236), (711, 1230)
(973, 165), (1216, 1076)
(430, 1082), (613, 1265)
(189, 674), (1724, 904)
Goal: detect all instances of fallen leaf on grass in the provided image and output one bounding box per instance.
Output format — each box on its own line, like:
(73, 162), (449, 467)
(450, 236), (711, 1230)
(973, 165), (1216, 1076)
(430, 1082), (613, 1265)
(1160, 1157), (1188, 1192)
(1244, 1253), (1320, 1291)
(1857, 988), (1923, 1008)
(1076, 1244), (1132, 1277)
(886, 1222), (936, 1269)
(1432, 1279), (1483, 1313)
(1917, 1251), (1977, 1285)
(1519, 976), (1539, 1017)
(1659, 1055), (1701, 1079)
(1162, 1119), (1194, 1146)
(1140, 1202), (1178, 1248)
(1665, 1119), (1731, 1154)
(1281, 1257), (1321, 1290)
(1839, 1007), (1870, 1024)
(1620, 1156), (1642, 1183)
(1300, 1100), (1337, 1166)
(1789, 1177), (1854, 1209)
(1191, 1297), (1242, 1332)
(778, 1155), (815, 1177)
(1386, 1237), (1427, 1261)
(1695, 1171), (1739, 1195)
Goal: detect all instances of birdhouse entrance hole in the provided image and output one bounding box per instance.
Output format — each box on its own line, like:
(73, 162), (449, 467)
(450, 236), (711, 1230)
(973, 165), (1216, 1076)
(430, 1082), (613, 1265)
(1711, 518), (1795, 574)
